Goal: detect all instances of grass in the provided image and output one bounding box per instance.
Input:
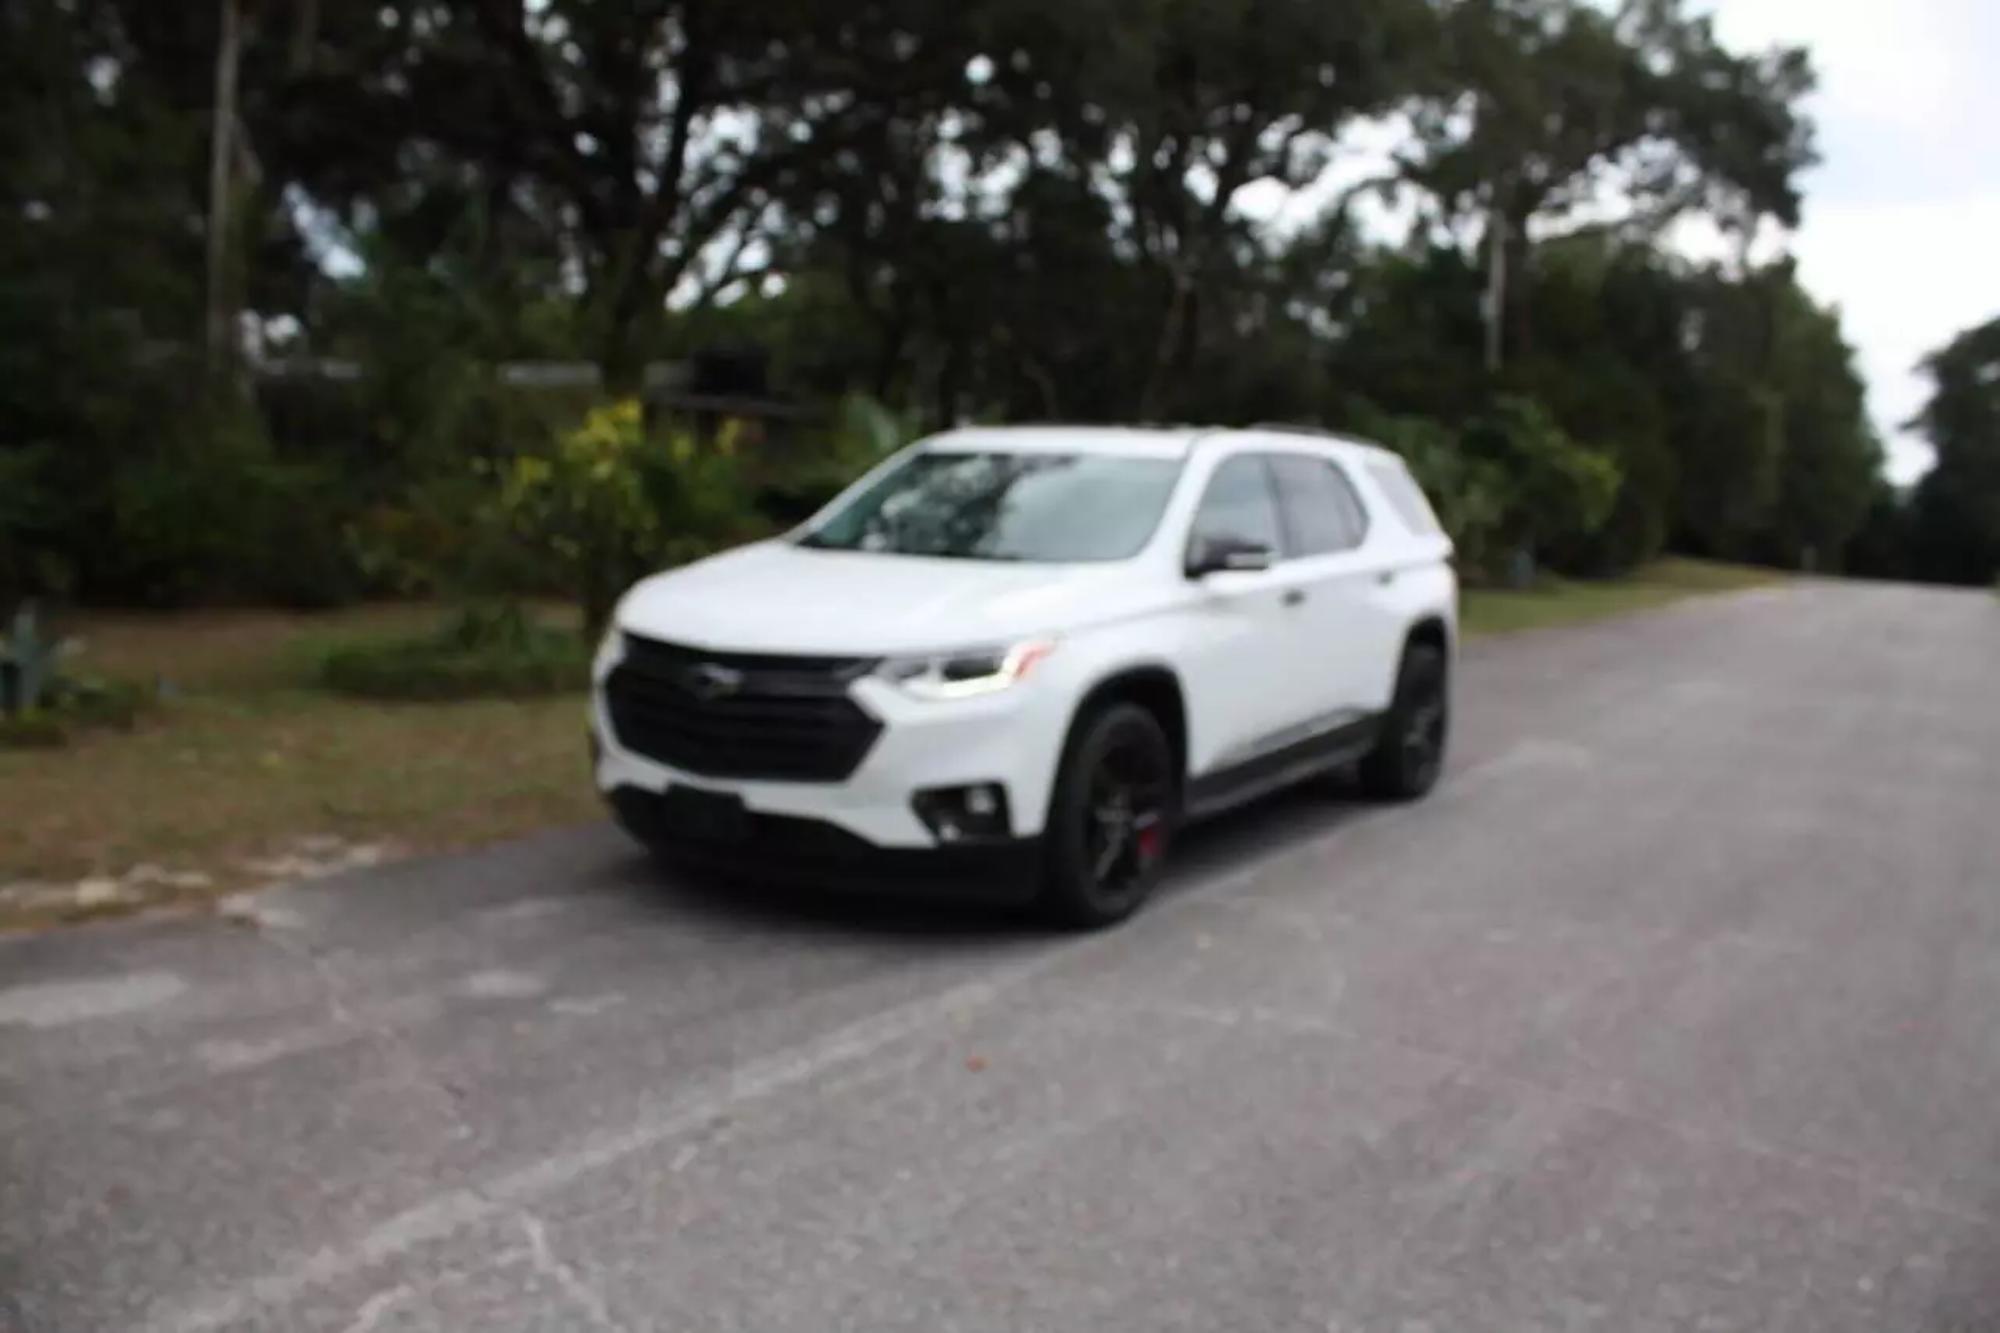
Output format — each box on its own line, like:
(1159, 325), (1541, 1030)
(1, 559), (1779, 930)
(1460, 557), (1780, 637)
(1, 602), (599, 928)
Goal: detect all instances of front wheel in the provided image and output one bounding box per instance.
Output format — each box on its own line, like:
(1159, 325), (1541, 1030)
(1359, 641), (1449, 801)
(1041, 703), (1175, 928)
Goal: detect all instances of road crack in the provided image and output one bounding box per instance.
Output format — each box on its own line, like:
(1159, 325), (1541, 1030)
(516, 1208), (629, 1333)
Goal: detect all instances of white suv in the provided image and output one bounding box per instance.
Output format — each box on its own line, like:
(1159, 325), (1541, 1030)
(592, 425), (1456, 926)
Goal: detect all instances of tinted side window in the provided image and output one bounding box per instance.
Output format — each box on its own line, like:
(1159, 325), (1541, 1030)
(1186, 455), (1283, 561)
(1270, 454), (1369, 556)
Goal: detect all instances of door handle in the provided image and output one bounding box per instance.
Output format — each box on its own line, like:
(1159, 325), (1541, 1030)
(1281, 588), (1307, 608)
(1376, 570), (1396, 587)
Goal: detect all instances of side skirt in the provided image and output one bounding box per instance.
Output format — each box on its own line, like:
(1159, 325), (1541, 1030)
(1183, 715), (1384, 823)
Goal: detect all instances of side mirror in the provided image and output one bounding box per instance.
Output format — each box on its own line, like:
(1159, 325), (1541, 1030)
(1187, 538), (1276, 579)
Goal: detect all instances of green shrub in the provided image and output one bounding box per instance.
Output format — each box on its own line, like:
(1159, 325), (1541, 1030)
(104, 405), (365, 608)
(0, 711), (67, 749)
(499, 400), (759, 636)
(1360, 411), (1510, 578)
(0, 445), (68, 607)
(0, 604), (149, 746)
(1461, 396), (1623, 568)
(318, 603), (588, 701)
(1, 602), (66, 716)
(345, 470), (552, 602)
(754, 391), (921, 524)
(46, 674), (148, 730)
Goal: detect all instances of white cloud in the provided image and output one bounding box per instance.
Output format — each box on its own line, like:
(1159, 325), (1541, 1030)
(1702, 0), (2000, 483)
(1789, 192), (2000, 482)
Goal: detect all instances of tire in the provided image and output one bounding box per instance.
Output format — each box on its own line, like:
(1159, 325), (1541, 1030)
(1041, 702), (1176, 928)
(1359, 641), (1449, 801)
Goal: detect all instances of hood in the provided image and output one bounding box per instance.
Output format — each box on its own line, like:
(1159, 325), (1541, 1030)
(615, 541), (1138, 655)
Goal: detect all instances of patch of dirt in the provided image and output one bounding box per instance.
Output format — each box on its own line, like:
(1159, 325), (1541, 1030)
(0, 835), (399, 934)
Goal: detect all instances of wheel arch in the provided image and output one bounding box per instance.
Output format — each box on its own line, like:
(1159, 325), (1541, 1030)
(1404, 614), (1452, 663)
(1061, 664), (1189, 791)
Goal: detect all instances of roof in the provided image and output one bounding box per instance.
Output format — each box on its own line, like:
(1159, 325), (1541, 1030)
(1235, 423), (1400, 466)
(922, 425), (1210, 460)
(920, 423), (1396, 465)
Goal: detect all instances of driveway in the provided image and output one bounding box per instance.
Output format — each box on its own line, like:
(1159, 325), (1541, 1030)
(4, 578), (1998, 1331)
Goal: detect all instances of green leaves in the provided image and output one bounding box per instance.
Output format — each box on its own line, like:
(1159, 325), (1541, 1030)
(1, 604), (69, 718)
(497, 400), (756, 636)
(1906, 317), (2000, 585)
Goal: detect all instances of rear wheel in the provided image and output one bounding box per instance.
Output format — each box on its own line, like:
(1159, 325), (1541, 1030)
(1359, 641), (1449, 800)
(1041, 703), (1175, 928)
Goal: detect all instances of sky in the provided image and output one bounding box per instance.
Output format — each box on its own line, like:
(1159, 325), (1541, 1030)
(1701, 0), (2000, 483)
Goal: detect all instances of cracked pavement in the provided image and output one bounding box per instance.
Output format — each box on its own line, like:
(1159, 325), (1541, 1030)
(4, 578), (2000, 1331)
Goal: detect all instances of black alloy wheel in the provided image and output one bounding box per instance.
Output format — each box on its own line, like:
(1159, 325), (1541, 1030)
(1044, 703), (1174, 927)
(1360, 642), (1449, 800)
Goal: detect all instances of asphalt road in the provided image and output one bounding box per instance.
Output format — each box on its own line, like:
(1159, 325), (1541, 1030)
(5, 578), (2000, 1332)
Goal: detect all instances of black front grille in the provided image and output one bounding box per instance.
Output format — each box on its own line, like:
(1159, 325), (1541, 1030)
(604, 634), (882, 782)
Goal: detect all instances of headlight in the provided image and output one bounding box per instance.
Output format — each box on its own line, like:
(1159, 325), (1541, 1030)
(877, 638), (1056, 701)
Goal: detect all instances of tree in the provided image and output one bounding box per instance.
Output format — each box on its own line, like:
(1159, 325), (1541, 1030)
(314, 0), (861, 388)
(1462, 394), (1620, 564)
(1403, 0), (1816, 364)
(1907, 317), (2000, 585)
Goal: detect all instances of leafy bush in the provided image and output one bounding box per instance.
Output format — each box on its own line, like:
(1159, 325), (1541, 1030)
(44, 673), (147, 730)
(755, 392), (923, 524)
(499, 400), (757, 635)
(0, 712), (66, 749)
(1363, 411), (1511, 577)
(0, 445), (68, 607)
(103, 404), (366, 608)
(317, 603), (587, 701)
(0, 604), (149, 747)
(345, 470), (552, 602)
(0, 602), (64, 716)
(1462, 396), (1622, 567)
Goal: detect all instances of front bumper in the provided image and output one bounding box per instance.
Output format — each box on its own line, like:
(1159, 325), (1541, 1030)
(605, 785), (1042, 902)
(590, 644), (1076, 848)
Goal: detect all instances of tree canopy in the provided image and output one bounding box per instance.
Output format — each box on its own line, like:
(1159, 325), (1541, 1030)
(0, 0), (1982, 606)
(1905, 318), (2000, 585)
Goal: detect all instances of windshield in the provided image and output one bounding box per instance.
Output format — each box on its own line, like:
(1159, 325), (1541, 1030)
(797, 450), (1184, 562)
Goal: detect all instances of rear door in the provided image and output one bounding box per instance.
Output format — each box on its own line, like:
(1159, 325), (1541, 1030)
(1267, 449), (1409, 720)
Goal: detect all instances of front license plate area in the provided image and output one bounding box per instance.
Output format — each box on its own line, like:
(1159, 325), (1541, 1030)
(658, 785), (751, 843)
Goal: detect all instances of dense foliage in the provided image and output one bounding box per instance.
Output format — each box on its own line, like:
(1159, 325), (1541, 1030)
(1903, 318), (2000, 586)
(1, 0), (1989, 605)
(0, 604), (146, 747)
(316, 602), (587, 701)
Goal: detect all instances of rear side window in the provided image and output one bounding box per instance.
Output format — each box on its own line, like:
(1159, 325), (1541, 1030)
(1186, 455), (1284, 558)
(1269, 454), (1369, 556)
(1367, 459), (1443, 536)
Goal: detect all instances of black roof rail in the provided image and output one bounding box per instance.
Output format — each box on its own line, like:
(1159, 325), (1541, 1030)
(1248, 421), (1341, 438)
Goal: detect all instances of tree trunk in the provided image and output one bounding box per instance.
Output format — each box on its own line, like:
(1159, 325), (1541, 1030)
(205, 0), (243, 376)
(289, 0), (320, 73)
(598, 280), (650, 398)
(1138, 268), (1192, 421)
(1482, 206), (1507, 373)
(1501, 206), (1534, 366)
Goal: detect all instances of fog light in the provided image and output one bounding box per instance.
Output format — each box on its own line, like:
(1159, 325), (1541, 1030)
(912, 783), (1012, 843)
